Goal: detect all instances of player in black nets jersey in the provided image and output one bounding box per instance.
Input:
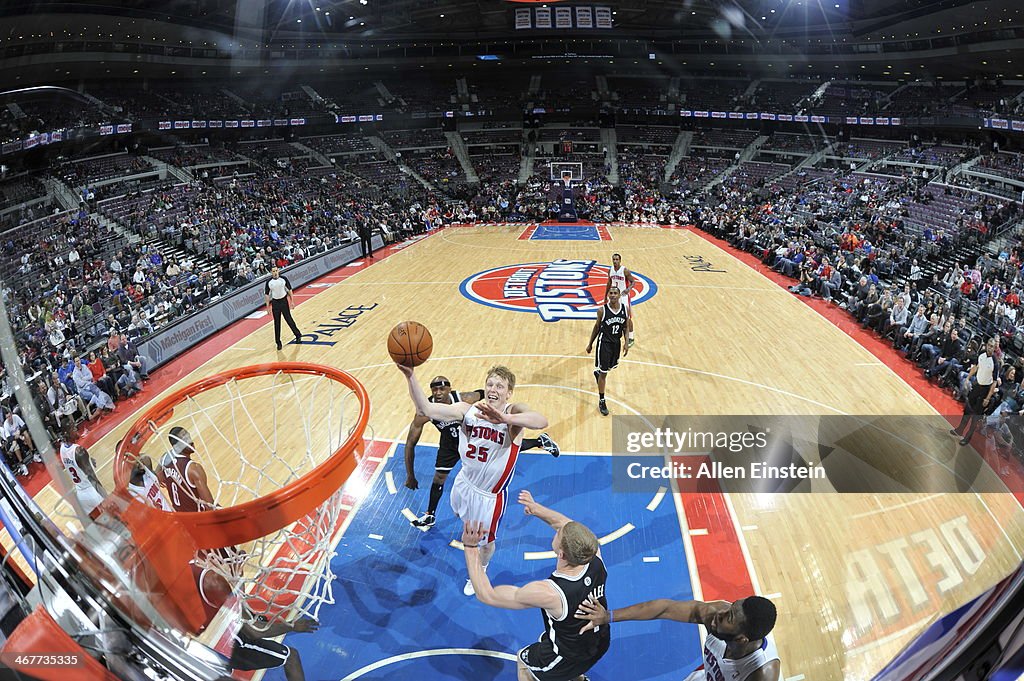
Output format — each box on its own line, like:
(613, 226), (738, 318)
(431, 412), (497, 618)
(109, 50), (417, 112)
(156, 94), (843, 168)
(586, 285), (630, 416)
(404, 375), (561, 528)
(463, 490), (609, 681)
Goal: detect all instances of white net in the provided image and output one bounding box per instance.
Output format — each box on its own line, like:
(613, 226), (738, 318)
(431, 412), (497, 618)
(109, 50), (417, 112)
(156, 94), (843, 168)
(119, 366), (368, 631)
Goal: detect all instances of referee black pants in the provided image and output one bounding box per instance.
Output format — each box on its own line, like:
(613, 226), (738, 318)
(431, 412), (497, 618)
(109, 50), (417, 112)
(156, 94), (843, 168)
(360, 234), (372, 258)
(954, 382), (992, 441)
(272, 298), (301, 344)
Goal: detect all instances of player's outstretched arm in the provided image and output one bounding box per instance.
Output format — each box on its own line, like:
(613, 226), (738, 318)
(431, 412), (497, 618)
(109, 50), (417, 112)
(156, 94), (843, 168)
(577, 597), (730, 632)
(518, 490), (572, 530)
(504, 403), (548, 430)
(188, 462), (216, 509)
(474, 400), (548, 430)
(461, 389), (486, 403)
(240, 614), (320, 639)
(586, 307), (604, 353)
(463, 522), (562, 611)
(77, 446), (107, 496)
(397, 364), (469, 421)
(403, 414), (429, 490)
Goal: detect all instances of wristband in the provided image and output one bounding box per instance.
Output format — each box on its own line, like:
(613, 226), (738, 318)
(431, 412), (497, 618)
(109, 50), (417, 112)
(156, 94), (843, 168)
(609, 610), (614, 624)
(464, 543), (479, 549)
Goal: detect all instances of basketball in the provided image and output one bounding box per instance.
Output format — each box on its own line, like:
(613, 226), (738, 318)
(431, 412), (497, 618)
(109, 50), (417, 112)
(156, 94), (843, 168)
(388, 321), (433, 367)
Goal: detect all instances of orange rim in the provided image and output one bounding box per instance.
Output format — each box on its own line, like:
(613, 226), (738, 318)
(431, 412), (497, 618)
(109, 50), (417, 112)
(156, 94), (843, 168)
(113, 362), (369, 549)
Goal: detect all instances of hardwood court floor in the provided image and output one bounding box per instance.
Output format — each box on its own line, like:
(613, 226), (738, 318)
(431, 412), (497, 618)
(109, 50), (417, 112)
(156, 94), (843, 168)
(32, 224), (1024, 680)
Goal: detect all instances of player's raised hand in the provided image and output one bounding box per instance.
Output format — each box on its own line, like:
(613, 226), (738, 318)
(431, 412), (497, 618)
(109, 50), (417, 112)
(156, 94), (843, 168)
(518, 490), (539, 515)
(461, 520), (488, 548)
(576, 595), (610, 633)
(395, 363), (414, 378)
(475, 400), (505, 424)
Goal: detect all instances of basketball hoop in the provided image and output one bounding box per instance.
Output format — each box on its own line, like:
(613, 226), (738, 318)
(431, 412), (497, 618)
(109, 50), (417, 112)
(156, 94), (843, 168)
(109, 363), (370, 633)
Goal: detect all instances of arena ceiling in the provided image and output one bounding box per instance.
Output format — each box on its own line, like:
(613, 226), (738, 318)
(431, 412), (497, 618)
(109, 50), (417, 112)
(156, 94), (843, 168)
(1, 0), (992, 39)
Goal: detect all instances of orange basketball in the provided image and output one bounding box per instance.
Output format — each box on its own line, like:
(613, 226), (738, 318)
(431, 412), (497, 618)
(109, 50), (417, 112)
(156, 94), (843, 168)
(388, 321), (433, 367)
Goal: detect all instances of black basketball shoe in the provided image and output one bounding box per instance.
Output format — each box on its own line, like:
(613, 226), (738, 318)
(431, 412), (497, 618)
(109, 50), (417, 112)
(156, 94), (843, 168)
(537, 432), (560, 458)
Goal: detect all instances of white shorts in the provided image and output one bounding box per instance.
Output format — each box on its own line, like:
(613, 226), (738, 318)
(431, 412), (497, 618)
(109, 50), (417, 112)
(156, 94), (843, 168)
(76, 485), (105, 517)
(450, 474), (508, 545)
(682, 670), (706, 681)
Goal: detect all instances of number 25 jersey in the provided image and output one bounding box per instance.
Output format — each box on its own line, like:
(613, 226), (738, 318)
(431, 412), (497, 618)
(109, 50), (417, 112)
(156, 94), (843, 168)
(458, 404), (520, 494)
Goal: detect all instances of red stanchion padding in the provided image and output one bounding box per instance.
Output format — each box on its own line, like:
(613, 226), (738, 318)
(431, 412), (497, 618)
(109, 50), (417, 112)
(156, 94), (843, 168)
(0, 606), (119, 680)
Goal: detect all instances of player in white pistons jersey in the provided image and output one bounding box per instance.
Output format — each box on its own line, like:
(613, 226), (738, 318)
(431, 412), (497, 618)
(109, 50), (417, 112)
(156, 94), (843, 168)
(604, 253), (635, 346)
(579, 595), (780, 681)
(457, 405), (518, 492)
(692, 629), (780, 681)
(127, 454), (171, 511)
(58, 431), (106, 519)
(399, 363), (549, 596)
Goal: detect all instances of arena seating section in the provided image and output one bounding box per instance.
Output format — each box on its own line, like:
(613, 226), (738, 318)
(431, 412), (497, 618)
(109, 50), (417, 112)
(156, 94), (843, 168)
(3, 76), (1024, 475)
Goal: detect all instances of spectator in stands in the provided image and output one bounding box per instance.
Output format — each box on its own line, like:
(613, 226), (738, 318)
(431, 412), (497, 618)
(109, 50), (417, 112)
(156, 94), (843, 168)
(86, 350), (118, 399)
(43, 375), (84, 427)
(843, 272), (868, 306)
(908, 313), (943, 360)
(908, 259), (923, 291)
(46, 322), (66, 350)
(882, 296), (909, 339)
(921, 323), (957, 377)
(894, 305), (928, 352)
(100, 345), (140, 398)
(820, 265), (843, 303)
(1, 428), (31, 477)
(865, 291), (891, 333)
(2, 410), (36, 465)
(71, 355), (114, 412)
(116, 331), (149, 378)
(853, 283), (879, 324)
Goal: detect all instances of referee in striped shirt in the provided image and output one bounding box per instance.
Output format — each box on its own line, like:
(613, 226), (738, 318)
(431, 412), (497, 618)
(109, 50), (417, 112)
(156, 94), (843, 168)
(950, 336), (1000, 446)
(265, 267), (303, 350)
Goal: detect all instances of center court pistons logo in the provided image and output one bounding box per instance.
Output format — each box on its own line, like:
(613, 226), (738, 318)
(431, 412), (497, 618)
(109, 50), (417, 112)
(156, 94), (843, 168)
(459, 259), (657, 322)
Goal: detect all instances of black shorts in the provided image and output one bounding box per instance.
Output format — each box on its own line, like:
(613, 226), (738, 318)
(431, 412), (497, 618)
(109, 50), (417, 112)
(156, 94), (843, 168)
(435, 447), (459, 472)
(519, 637), (609, 681)
(594, 335), (621, 374)
(230, 632), (290, 671)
